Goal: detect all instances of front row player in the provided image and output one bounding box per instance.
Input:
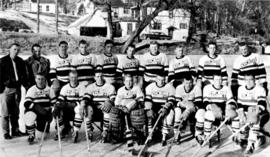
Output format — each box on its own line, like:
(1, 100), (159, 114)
(24, 73), (53, 144)
(234, 73), (269, 154)
(52, 70), (85, 140)
(81, 70), (116, 143)
(194, 73), (237, 145)
(144, 73), (175, 146)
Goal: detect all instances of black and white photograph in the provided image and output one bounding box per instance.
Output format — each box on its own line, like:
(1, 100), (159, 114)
(0, 0), (270, 157)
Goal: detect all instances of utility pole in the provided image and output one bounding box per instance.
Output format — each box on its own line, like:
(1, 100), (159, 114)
(55, 0), (59, 34)
(37, 0), (40, 33)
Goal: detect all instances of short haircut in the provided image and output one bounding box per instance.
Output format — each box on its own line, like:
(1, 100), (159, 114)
(95, 69), (103, 74)
(69, 70), (78, 76)
(150, 40), (159, 46)
(31, 43), (41, 52)
(184, 74), (193, 81)
(104, 39), (114, 46)
(79, 39), (87, 45)
(9, 43), (20, 49)
(124, 74), (133, 81)
(213, 71), (222, 77)
(59, 41), (68, 46)
(208, 41), (217, 47)
(128, 44), (135, 49)
(35, 72), (45, 78)
(176, 42), (186, 48)
(244, 72), (255, 78)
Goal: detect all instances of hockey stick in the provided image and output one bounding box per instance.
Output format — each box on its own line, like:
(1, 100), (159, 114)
(83, 111), (91, 157)
(191, 117), (229, 157)
(125, 115), (134, 153)
(37, 122), (48, 157)
(137, 114), (163, 157)
(92, 122), (102, 132)
(56, 117), (63, 157)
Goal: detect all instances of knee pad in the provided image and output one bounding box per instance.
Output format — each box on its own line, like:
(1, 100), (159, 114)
(144, 101), (153, 110)
(185, 101), (196, 113)
(205, 110), (215, 122)
(24, 111), (37, 126)
(207, 104), (223, 120)
(195, 109), (206, 123)
(164, 109), (174, 126)
(74, 105), (83, 118)
(174, 107), (182, 121)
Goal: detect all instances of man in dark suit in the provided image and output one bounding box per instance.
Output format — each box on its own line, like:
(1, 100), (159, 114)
(25, 43), (50, 86)
(0, 43), (29, 139)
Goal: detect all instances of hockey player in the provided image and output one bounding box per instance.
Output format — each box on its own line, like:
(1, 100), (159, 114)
(81, 70), (116, 143)
(96, 40), (119, 87)
(145, 73), (175, 146)
(72, 40), (96, 87)
(168, 43), (196, 87)
(195, 73), (237, 145)
(197, 41), (228, 87)
(140, 41), (169, 88)
(49, 41), (73, 99)
(114, 74), (144, 149)
(174, 75), (202, 144)
(233, 73), (269, 154)
(116, 44), (143, 88)
(24, 73), (53, 144)
(52, 70), (85, 141)
(231, 41), (267, 97)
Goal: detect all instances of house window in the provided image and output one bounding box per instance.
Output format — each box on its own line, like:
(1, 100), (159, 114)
(38, 5), (42, 12)
(124, 7), (130, 14)
(151, 22), (162, 30)
(179, 23), (187, 29)
(46, 5), (49, 12)
(127, 23), (133, 35)
(169, 10), (173, 18)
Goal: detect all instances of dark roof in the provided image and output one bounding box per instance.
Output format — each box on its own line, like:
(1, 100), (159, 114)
(31, 0), (57, 4)
(110, 0), (136, 8)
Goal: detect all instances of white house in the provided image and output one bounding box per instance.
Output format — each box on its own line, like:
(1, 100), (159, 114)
(28, 0), (62, 14)
(141, 7), (190, 41)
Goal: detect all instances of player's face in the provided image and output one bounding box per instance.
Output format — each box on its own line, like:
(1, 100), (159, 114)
(175, 47), (183, 58)
(59, 44), (68, 56)
(105, 43), (113, 54)
(150, 44), (158, 55)
(239, 45), (249, 56)
(213, 75), (222, 88)
(69, 73), (78, 85)
(184, 79), (193, 91)
(124, 76), (133, 89)
(95, 73), (104, 85)
(33, 46), (41, 59)
(127, 46), (135, 58)
(35, 75), (46, 88)
(208, 44), (216, 56)
(79, 43), (87, 54)
(245, 75), (255, 89)
(156, 75), (165, 86)
(9, 45), (20, 59)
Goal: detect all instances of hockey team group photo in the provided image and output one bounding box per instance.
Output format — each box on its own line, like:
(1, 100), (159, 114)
(1, 0), (270, 157)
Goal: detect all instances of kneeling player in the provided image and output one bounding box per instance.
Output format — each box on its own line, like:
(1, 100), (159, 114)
(81, 71), (116, 143)
(52, 70), (85, 141)
(195, 73), (237, 145)
(24, 73), (53, 144)
(174, 75), (202, 144)
(145, 73), (175, 146)
(234, 74), (269, 154)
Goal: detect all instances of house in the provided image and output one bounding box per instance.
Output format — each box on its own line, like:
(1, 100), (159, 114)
(28, 0), (64, 14)
(110, 0), (190, 41)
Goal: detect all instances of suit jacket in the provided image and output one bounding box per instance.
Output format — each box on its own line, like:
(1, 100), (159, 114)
(25, 55), (50, 86)
(0, 54), (29, 93)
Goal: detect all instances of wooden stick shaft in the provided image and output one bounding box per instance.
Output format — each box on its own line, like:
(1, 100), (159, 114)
(137, 114), (162, 157)
(56, 117), (62, 157)
(37, 122), (48, 157)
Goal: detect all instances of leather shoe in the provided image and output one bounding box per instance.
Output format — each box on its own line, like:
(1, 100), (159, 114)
(4, 133), (12, 140)
(12, 130), (28, 137)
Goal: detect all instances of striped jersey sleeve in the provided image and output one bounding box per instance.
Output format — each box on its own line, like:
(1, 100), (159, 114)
(24, 85), (52, 108)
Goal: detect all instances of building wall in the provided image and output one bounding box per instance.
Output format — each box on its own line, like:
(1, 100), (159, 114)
(30, 3), (56, 13)
(141, 8), (190, 41)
